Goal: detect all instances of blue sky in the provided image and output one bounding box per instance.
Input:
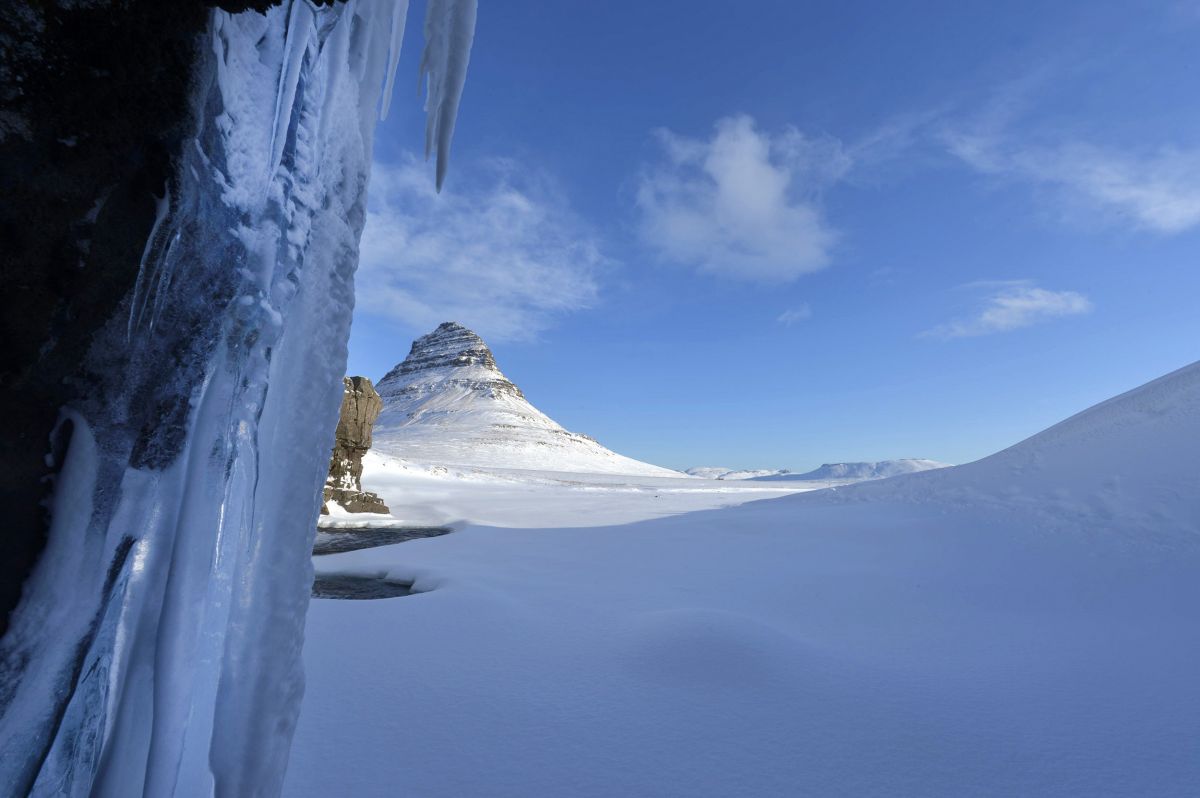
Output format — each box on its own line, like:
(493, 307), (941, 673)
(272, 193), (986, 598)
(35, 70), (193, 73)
(348, 0), (1200, 471)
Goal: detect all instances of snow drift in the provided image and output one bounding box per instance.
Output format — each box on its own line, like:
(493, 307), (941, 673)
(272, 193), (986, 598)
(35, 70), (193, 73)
(829, 360), (1200, 538)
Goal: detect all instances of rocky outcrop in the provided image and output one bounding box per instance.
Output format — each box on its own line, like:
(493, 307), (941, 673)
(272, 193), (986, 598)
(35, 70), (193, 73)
(322, 376), (390, 514)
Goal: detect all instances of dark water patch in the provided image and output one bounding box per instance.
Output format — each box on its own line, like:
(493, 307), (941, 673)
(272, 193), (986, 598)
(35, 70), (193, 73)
(311, 574), (419, 600)
(313, 526), (453, 556)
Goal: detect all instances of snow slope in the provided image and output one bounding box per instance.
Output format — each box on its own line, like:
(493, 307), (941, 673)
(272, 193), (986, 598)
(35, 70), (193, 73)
(373, 322), (680, 476)
(830, 360), (1200, 538)
(286, 361), (1200, 796)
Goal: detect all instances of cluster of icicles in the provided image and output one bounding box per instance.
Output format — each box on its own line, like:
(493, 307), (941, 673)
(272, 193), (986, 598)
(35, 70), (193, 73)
(0, 1), (475, 795)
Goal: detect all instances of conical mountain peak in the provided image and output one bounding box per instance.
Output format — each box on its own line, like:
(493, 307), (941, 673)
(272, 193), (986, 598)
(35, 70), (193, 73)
(371, 323), (679, 476)
(382, 321), (502, 380)
(377, 322), (524, 408)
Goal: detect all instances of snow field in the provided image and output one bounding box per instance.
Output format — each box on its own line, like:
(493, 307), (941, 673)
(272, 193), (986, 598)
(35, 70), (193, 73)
(286, 362), (1200, 796)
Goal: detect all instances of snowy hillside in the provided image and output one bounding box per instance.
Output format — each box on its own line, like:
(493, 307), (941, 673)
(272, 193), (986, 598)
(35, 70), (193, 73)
(750, 458), (951, 482)
(372, 322), (680, 476)
(832, 361), (1200, 537)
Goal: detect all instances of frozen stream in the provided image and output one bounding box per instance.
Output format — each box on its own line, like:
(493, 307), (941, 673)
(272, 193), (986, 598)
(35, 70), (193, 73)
(312, 526), (453, 599)
(313, 526), (453, 555)
(311, 574), (417, 600)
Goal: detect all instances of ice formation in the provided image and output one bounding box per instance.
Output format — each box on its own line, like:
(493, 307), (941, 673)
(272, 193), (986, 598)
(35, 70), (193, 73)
(0, 1), (476, 795)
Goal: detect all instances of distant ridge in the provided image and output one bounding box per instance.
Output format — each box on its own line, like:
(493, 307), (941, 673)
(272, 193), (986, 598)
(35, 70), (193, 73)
(687, 460), (949, 483)
(750, 459), (951, 483)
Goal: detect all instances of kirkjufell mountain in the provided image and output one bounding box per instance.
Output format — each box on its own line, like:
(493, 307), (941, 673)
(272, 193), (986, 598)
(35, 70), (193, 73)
(373, 323), (680, 476)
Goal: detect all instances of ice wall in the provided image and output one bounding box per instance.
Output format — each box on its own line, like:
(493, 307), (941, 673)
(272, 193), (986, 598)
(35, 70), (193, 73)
(0, 1), (475, 795)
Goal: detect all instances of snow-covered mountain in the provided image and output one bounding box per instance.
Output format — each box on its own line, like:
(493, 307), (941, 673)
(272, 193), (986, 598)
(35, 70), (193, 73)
(687, 459), (949, 482)
(373, 322), (680, 476)
(685, 466), (791, 480)
(750, 459), (951, 482)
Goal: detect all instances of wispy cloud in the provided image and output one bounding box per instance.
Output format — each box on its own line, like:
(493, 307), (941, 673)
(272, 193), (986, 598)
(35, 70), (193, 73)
(948, 134), (1200, 234)
(357, 155), (604, 342)
(923, 280), (1093, 339)
(943, 70), (1200, 235)
(635, 115), (845, 282)
(777, 305), (813, 326)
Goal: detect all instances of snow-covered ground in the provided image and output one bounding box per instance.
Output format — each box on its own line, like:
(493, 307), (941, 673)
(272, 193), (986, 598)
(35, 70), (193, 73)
(286, 362), (1200, 797)
(319, 451), (817, 529)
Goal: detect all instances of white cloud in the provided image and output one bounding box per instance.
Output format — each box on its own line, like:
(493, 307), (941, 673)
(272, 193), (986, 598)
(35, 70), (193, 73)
(635, 115), (843, 282)
(948, 134), (1200, 234)
(356, 155), (603, 342)
(777, 305), (813, 326)
(943, 70), (1200, 235)
(923, 281), (1093, 339)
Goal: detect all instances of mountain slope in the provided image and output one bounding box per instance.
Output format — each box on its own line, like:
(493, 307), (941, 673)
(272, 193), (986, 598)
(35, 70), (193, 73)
(373, 323), (680, 476)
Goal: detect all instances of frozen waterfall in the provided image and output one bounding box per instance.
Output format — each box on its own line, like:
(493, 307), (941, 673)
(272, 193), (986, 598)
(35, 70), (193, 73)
(0, 1), (476, 795)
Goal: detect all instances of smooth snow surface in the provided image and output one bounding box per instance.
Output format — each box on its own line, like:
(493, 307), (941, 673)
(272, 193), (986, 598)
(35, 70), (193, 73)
(373, 323), (681, 477)
(286, 362), (1200, 797)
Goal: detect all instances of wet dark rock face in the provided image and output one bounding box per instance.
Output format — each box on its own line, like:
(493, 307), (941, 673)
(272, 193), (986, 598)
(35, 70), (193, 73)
(0, 0), (318, 638)
(323, 376), (390, 514)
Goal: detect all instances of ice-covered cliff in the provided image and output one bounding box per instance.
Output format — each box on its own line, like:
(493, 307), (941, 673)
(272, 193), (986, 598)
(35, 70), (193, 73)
(374, 322), (681, 476)
(0, 2), (476, 796)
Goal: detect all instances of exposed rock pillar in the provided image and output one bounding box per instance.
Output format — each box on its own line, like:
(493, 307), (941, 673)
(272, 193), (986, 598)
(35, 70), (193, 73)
(322, 376), (390, 514)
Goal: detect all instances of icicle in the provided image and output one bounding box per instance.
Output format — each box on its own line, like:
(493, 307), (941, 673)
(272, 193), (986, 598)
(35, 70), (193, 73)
(125, 189), (171, 341)
(378, 0), (411, 121)
(0, 0), (481, 794)
(419, 0), (477, 190)
(267, 1), (314, 184)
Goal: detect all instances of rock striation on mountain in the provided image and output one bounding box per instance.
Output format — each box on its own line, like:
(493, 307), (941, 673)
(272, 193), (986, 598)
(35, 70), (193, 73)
(323, 377), (390, 514)
(373, 322), (679, 476)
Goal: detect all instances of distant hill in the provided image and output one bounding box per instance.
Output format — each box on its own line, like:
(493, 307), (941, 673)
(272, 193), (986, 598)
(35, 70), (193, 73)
(749, 459), (951, 483)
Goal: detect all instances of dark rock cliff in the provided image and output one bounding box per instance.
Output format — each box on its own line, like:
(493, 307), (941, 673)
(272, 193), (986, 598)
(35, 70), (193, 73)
(323, 377), (390, 515)
(0, 0), (312, 639)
